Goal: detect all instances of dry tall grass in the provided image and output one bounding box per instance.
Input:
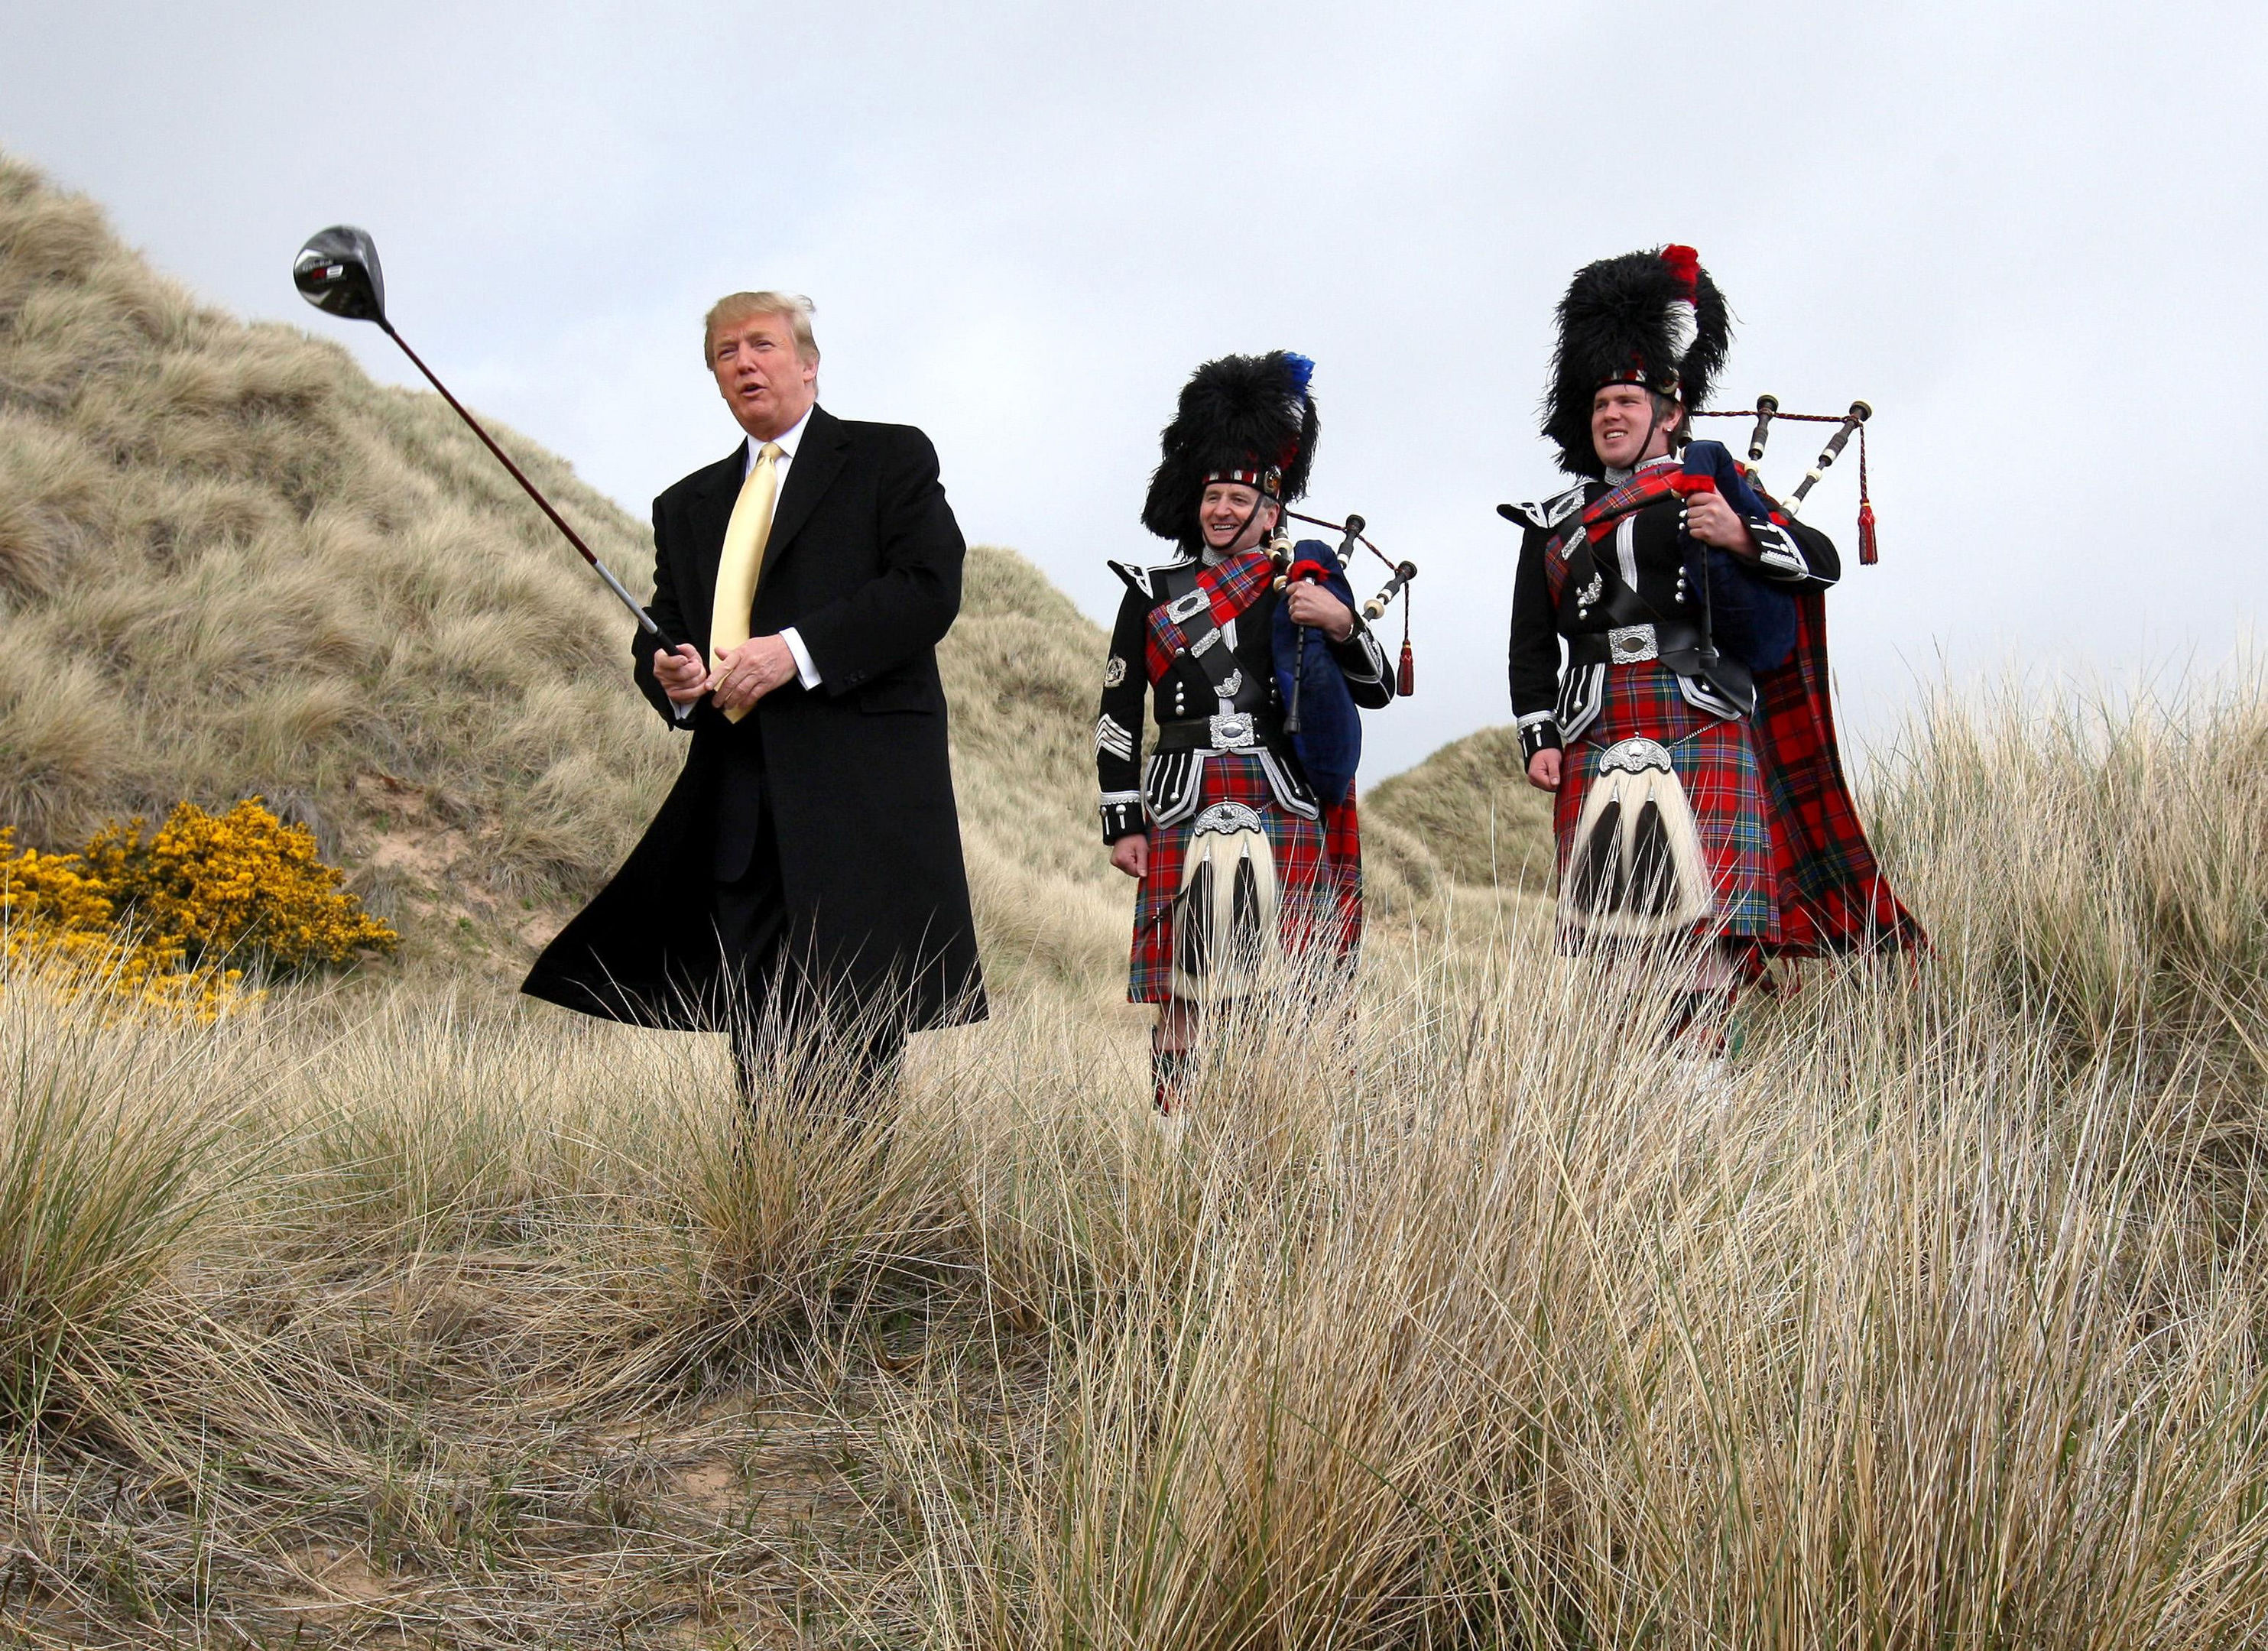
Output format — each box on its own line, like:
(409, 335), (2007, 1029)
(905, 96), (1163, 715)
(1871, 670), (2268, 1077)
(0, 673), (2261, 1646)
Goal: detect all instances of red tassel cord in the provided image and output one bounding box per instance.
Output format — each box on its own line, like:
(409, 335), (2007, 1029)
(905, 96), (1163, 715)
(1397, 595), (1415, 696)
(1856, 423), (1878, 565)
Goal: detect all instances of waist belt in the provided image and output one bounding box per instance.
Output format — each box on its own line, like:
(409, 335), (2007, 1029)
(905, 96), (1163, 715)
(1566, 620), (1709, 670)
(1153, 710), (1286, 754)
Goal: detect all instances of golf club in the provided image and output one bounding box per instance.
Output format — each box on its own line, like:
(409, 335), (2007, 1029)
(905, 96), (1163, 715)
(292, 225), (682, 651)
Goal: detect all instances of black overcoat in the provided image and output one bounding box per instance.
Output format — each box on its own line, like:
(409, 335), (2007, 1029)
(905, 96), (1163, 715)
(522, 406), (987, 1032)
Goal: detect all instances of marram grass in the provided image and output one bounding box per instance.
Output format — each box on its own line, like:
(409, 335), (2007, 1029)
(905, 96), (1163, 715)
(2, 138), (2266, 1650)
(0, 949), (248, 1429)
(1, 695), (2265, 1646)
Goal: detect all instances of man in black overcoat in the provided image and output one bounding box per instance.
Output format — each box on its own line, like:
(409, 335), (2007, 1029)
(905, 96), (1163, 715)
(523, 291), (986, 1093)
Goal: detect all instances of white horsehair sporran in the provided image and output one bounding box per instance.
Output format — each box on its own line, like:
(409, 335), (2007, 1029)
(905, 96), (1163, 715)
(1559, 738), (1712, 940)
(1172, 801), (1280, 1003)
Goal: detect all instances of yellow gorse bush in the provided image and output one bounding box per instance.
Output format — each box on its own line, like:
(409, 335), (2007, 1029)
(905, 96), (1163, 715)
(82, 798), (397, 971)
(1, 798), (394, 1011)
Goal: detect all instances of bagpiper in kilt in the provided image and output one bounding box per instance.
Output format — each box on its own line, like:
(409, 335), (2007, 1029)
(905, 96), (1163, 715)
(1098, 352), (1396, 1111)
(1506, 245), (1921, 1047)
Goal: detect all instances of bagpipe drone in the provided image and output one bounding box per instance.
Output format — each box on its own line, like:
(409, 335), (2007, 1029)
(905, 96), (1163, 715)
(1269, 509), (1418, 731)
(1693, 394), (1880, 565)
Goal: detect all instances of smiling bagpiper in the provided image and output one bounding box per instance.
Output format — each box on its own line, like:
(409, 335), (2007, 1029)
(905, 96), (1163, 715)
(1504, 246), (1922, 1053)
(1095, 352), (1397, 1114)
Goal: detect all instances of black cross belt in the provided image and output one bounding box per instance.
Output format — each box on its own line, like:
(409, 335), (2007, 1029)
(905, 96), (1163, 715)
(1160, 581), (1262, 705)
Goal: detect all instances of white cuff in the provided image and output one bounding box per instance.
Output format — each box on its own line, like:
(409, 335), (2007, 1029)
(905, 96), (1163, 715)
(673, 697), (695, 722)
(780, 626), (821, 688)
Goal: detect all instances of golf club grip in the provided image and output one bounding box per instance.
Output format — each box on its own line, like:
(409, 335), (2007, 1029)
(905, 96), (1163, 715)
(589, 558), (681, 652)
(377, 321), (680, 650)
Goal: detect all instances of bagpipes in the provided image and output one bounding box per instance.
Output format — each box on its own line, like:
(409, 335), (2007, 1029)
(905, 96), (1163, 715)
(1692, 396), (1880, 564)
(1266, 510), (1418, 732)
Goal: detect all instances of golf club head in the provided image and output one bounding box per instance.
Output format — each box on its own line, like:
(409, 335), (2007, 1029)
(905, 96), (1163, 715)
(293, 225), (387, 324)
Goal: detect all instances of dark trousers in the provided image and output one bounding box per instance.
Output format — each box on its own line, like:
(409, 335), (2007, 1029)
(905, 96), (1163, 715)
(710, 739), (904, 1114)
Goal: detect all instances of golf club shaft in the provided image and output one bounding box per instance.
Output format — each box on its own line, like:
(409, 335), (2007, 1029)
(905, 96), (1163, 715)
(376, 319), (679, 650)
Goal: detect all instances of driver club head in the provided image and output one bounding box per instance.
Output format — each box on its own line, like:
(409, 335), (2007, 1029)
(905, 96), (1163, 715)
(293, 225), (386, 324)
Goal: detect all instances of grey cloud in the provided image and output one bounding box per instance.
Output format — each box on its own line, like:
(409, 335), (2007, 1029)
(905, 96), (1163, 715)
(5, 0), (2262, 774)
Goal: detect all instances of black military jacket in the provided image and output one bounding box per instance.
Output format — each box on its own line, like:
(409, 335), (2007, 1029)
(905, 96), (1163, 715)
(1094, 551), (1393, 842)
(1505, 455), (1839, 761)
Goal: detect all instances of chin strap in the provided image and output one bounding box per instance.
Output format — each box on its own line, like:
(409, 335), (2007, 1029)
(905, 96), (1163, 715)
(1646, 399), (1679, 460)
(1202, 496), (1275, 558)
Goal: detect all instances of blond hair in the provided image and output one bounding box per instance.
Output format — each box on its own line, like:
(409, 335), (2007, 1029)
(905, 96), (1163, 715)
(703, 291), (819, 366)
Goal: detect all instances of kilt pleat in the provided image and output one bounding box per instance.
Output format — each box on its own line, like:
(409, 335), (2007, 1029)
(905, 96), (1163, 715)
(1129, 753), (1355, 1004)
(1553, 663), (1778, 946)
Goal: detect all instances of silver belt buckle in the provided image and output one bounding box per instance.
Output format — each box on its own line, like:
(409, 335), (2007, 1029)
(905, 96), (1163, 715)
(1209, 712), (1255, 750)
(1608, 623), (1659, 664)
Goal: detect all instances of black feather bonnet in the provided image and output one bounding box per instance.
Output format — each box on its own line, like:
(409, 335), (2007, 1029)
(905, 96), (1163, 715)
(1545, 245), (1728, 479)
(1140, 351), (1318, 545)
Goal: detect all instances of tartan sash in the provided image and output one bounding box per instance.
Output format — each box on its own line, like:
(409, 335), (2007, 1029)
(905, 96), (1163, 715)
(1144, 550), (1275, 684)
(1579, 466), (1681, 543)
(1543, 467), (1680, 605)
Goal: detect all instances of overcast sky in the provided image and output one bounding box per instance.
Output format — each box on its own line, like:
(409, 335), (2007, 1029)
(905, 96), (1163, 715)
(7, 1), (2263, 777)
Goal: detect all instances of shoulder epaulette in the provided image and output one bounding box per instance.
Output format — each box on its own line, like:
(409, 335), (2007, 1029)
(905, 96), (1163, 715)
(1107, 556), (1194, 599)
(1494, 485), (1586, 531)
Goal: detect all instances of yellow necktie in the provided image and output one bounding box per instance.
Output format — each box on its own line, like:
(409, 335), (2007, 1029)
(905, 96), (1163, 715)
(710, 440), (784, 724)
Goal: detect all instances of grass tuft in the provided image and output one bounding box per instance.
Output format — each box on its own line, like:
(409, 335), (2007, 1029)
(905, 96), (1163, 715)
(0, 948), (242, 1431)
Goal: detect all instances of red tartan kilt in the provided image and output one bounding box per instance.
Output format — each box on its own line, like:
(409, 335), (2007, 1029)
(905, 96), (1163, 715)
(1553, 663), (1779, 946)
(1129, 754), (1358, 1004)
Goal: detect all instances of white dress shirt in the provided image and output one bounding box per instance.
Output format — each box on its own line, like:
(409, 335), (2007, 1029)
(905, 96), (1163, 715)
(745, 407), (823, 688)
(674, 406), (820, 721)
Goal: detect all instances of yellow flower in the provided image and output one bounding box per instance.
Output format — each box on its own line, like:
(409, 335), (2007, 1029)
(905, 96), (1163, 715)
(4, 799), (393, 1016)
